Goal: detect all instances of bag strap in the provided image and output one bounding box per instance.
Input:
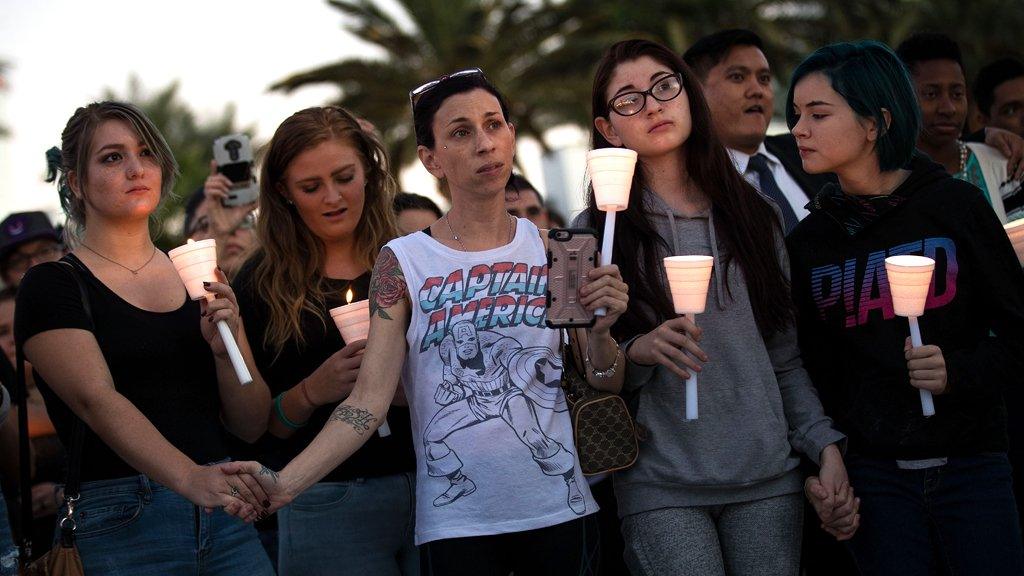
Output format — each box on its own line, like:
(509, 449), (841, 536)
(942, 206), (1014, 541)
(18, 259), (91, 563)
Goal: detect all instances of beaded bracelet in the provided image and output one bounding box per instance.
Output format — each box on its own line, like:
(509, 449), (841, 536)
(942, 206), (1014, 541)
(274, 392), (308, 430)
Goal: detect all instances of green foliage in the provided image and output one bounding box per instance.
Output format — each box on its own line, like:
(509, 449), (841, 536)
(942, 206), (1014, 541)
(103, 77), (250, 249)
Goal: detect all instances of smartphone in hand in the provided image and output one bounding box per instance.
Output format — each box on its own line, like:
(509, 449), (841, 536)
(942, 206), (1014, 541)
(213, 134), (259, 206)
(546, 228), (597, 328)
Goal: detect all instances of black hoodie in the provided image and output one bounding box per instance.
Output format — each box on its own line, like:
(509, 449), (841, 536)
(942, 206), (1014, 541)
(787, 155), (1024, 460)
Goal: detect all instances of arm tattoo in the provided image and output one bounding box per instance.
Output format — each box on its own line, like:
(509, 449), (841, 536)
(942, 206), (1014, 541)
(369, 248), (406, 321)
(258, 465), (279, 484)
(329, 404), (378, 435)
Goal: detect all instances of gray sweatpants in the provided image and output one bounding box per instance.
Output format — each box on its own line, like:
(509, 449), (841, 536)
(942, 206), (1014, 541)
(621, 492), (804, 576)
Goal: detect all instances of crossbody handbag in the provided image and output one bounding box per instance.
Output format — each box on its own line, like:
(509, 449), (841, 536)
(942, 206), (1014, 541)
(560, 331), (639, 476)
(19, 260), (88, 576)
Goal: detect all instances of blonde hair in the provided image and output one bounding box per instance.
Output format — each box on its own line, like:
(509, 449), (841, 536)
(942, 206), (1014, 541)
(250, 106), (398, 353)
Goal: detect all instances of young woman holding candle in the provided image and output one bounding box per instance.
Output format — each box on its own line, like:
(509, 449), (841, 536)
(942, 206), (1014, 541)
(572, 39), (852, 575)
(15, 101), (274, 575)
(230, 106), (418, 575)
(785, 41), (1024, 575)
(226, 72), (629, 575)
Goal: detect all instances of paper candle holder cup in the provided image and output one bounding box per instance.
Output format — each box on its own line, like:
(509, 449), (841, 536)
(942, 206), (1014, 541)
(664, 256), (714, 314)
(884, 255), (935, 317)
(1005, 219), (1024, 266)
(168, 239), (218, 300)
(330, 300), (370, 343)
(588, 148), (637, 212)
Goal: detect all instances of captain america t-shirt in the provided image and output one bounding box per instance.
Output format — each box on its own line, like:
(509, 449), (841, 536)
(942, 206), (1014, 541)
(386, 218), (596, 545)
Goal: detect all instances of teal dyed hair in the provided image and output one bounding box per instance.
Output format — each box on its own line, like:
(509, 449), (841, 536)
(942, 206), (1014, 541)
(786, 40), (920, 172)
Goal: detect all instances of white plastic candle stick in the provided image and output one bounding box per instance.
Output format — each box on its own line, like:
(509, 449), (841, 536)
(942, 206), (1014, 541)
(588, 148), (637, 317)
(168, 239), (252, 386)
(215, 318), (253, 386)
(908, 316), (935, 417)
(595, 212), (616, 316)
(663, 256), (714, 421)
(685, 313), (698, 421)
(884, 255), (937, 417)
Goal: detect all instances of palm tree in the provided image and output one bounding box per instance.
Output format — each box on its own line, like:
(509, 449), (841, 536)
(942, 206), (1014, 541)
(271, 0), (596, 184)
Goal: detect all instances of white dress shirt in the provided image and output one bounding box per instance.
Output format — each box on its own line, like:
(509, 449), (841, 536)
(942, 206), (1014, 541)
(728, 144), (811, 221)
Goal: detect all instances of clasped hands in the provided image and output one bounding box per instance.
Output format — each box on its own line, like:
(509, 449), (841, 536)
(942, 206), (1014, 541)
(185, 461), (293, 522)
(805, 444), (860, 541)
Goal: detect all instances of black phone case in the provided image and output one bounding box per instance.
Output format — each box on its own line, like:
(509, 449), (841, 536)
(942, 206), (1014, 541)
(545, 227), (598, 328)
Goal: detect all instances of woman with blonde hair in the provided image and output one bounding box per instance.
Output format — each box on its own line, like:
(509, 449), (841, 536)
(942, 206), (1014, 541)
(16, 101), (273, 575)
(232, 106), (418, 575)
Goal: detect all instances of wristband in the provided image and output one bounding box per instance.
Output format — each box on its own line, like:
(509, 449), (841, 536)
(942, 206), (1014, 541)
(274, 392), (308, 430)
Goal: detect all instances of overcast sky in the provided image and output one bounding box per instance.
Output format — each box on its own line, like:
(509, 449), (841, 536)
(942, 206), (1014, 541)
(0, 0), (375, 215)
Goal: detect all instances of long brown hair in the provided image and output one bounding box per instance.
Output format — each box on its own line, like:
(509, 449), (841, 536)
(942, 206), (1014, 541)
(250, 106), (399, 353)
(587, 39), (793, 338)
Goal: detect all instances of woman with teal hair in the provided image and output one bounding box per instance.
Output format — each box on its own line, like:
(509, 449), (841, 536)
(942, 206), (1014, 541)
(786, 40), (1024, 575)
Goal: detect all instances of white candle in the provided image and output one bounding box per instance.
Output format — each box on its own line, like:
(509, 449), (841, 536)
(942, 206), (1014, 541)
(663, 256), (714, 420)
(329, 289), (390, 437)
(168, 239), (253, 386)
(588, 148), (637, 316)
(884, 255), (937, 417)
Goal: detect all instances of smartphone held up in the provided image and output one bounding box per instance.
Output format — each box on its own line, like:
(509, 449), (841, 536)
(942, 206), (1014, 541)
(212, 134), (259, 207)
(545, 228), (598, 328)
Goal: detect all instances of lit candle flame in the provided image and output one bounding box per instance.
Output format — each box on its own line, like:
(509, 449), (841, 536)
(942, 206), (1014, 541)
(187, 238), (195, 244)
(345, 288), (354, 304)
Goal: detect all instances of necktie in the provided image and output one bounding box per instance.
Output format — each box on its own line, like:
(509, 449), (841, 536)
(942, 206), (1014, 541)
(747, 153), (799, 234)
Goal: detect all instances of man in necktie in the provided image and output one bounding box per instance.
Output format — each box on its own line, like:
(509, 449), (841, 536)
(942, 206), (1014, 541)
(684, 30), (834, 235)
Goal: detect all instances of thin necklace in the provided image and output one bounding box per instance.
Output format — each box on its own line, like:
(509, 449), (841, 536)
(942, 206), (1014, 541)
(445, 213), (515, 252)
(80, 243), (158, 277)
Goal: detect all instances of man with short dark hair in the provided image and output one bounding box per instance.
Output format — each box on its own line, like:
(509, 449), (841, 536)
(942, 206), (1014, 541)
(505, 174), (550, 229)
(0, 212), (62, 288)
(975, 57), (1024, 138)
(684, 30), (834, 234)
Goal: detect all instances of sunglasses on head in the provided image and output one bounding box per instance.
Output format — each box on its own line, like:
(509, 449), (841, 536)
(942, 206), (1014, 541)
(409, 68), (486, 109)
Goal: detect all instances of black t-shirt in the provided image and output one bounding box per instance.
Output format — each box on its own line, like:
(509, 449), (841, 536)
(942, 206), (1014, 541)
(233, 256), (415, 481)
(14, 255), (230, 482)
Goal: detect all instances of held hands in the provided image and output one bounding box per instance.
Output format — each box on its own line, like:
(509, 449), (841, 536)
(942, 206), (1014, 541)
(805, 444), (860, 541)
(179, 463), (271, 523)
(578, 263), (629, 334)
(303, 340), (367, 406)
(904, 338), (948, 395)
(627, 316), (708, 380)
(199, 268), (240, 358)
(217, 461), (294, 519)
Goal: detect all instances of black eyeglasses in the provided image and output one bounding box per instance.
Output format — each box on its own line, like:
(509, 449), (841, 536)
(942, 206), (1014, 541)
(608, 73), (684, 117)
(507, 206), (543, 218)
(409, 68), (486, 109)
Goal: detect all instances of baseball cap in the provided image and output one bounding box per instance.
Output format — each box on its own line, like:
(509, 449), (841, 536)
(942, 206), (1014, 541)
(0, 212), (61, 261)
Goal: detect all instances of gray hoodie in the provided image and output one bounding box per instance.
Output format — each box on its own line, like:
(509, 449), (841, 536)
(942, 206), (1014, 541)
(575, 191), (844, 515)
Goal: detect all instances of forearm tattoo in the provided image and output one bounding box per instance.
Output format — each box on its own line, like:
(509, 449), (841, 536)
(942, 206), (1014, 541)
(369, 248), (406, 321)
(329, 404), (378, 435)
(258, 465), (279, 484)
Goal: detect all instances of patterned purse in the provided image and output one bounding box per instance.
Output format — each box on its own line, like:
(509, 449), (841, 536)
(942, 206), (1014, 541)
(560, 333), (639, 476)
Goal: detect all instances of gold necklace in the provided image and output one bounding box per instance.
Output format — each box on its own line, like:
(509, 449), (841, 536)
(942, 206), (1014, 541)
(80, 243), (157, 277)
(445, 213), (515, 251)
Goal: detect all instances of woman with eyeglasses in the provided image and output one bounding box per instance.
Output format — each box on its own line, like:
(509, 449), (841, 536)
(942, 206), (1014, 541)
(230, 106), (418, 575)
(184, 167), (258, 279)
(225, 70), (630, 575)
(573, 39), (851, 576)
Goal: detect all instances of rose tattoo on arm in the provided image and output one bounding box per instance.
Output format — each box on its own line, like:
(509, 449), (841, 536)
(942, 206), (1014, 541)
(369, 247), (406, 320)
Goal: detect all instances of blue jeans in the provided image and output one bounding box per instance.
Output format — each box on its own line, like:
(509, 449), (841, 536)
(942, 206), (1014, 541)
(846, 454), (1024, 576)
(0, 493), (17, 576)
(58, 474), (274, 576)
(278, 472), (418, 576)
